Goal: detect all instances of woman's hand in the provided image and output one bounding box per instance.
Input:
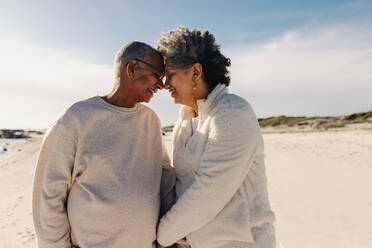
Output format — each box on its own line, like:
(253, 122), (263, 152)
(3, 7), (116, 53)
(157, 244), (177, 248)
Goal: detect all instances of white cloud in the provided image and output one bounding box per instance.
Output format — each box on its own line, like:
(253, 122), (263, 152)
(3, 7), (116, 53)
(1, 21), (372, 129)
(0, 31), (182, 129)
(225, 22), (372, 117)
(0, 32), (113, 128)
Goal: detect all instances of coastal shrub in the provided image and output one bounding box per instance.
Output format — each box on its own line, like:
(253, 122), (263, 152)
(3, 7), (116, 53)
(322, 123), (346, 130)
(162, 125), (174, 133)
(162, 110), (372, 131)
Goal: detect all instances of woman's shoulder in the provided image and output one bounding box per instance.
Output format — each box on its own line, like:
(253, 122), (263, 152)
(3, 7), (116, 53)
(213, 93), (256, 118)
(207, 93), (262, 142)
(207, 93), (263, 143)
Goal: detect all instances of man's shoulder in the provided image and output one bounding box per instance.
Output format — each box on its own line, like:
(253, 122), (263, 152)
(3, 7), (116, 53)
(138, 104), (160, 121)
(57, 96), (98, 125)
(69, 96), (99, 112)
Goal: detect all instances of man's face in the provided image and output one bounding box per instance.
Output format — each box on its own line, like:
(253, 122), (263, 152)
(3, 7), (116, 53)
(128, 55), (165, 103)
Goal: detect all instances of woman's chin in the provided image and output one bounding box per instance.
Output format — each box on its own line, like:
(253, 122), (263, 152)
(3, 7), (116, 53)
(171, 93), (186, 105)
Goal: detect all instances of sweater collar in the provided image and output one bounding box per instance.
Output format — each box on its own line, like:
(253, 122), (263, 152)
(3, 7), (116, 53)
(179, 84), (228, 121)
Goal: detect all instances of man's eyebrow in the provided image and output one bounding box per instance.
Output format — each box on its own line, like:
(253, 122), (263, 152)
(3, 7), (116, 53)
(135, 58), (164, 74)
(154, 72), (162, 78)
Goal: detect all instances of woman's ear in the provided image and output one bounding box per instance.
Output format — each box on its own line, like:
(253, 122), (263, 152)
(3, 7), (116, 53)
(192, 63), (203, 81)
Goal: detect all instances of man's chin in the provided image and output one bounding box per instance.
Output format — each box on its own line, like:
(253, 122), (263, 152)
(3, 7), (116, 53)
(142, 95), (153, 103)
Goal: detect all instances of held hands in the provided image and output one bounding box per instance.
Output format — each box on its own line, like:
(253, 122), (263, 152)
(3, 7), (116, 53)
(156, 243), (177, 248)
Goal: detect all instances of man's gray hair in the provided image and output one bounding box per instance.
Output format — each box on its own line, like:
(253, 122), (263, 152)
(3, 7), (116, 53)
(114, 41), (157, 80)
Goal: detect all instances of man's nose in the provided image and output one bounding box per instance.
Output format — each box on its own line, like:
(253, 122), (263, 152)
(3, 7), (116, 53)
(155, 78), (165, 89)
(163, 78), (171, 89)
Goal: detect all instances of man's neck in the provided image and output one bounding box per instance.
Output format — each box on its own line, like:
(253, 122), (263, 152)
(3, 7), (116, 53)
(103, 84), (136, 108)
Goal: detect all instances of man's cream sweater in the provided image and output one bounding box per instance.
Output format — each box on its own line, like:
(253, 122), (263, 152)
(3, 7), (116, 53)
(32, 96), (174, 248)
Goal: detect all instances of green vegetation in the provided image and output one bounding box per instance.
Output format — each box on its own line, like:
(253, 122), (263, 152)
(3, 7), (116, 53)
(258, 110), (372, 130)
(162, 125), (174, 133)
(344, 111), (372, 121)
(162, 110), (372, 132)
(321, 123), (346, 130)
(258, 116), (307, 127)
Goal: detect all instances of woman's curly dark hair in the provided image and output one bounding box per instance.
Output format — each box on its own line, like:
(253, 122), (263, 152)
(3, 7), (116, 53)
(157, 27), (231, 91)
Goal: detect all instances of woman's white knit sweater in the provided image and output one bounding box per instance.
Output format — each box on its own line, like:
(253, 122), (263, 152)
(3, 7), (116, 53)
(157, 84), (276, 248)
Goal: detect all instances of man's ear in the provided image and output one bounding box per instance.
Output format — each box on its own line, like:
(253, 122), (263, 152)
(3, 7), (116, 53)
(192, 63), (203, 81)
(125, 59), (138, 79)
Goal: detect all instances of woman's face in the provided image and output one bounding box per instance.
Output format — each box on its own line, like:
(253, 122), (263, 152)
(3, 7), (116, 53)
(164, 67), (196, 106)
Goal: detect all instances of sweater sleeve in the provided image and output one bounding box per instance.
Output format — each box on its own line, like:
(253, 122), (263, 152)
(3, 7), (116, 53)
(157, 108), (262, 246)
(32, 122), (76, 248)
(159, 136), (177, 218)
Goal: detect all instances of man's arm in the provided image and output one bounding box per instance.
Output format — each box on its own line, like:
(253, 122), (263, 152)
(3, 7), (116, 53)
(32, 122), (76, 248)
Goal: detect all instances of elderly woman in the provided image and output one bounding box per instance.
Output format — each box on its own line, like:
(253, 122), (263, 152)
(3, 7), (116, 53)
(156, 27), (276, 248)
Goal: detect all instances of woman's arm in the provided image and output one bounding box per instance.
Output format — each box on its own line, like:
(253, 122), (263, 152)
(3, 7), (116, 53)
(157, 108), (262, 246)
(159, 128), (177, 218)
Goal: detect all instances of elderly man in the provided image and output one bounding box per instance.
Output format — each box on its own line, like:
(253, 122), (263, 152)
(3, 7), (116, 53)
(32, 42), (175, 248)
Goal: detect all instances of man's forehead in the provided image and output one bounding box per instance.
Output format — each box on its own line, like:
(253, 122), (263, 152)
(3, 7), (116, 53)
(145, 50), (162, 62)
(147, 54), (165, 72)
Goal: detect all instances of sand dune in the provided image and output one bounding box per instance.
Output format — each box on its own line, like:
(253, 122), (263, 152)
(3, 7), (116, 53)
(1, 129), (371, 248)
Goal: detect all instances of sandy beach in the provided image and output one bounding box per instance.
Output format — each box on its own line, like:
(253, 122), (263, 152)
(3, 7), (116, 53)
(1, 129), (371, 248)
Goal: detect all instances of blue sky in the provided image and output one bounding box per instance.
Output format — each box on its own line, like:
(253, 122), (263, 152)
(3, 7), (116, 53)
(1, 0), (372, 128)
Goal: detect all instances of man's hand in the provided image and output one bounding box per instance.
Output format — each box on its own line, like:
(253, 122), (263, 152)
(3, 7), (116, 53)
(157, 243), (177, 248)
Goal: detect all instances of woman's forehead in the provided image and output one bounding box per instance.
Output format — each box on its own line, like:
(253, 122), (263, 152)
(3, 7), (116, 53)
(165, 64), (190, 72)
(165, 68), (185, 74)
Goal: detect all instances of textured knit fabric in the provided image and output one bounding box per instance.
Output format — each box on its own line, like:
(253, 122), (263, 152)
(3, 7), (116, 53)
(32, 96), (175, 248)
(191, 117), (199, 135)
(157, 84), (276, 248)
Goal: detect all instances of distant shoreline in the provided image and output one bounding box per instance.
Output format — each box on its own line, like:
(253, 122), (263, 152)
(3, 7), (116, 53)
(162, 110), (372, 133)
(1, 110), (371, 138)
